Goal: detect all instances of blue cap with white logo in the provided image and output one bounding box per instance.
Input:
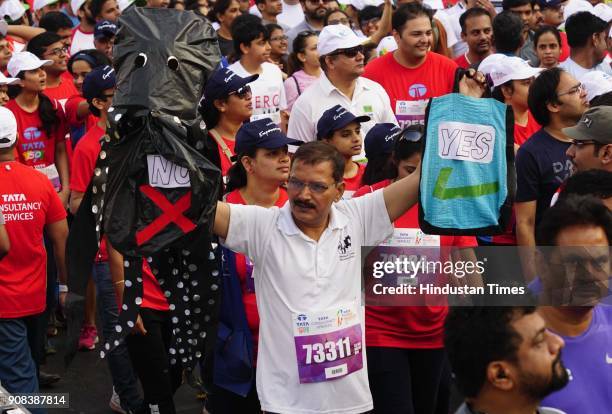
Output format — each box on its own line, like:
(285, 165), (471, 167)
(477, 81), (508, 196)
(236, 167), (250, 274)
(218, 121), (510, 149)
(82, 65), (116, 101)
(235, 118), (303, 155)
(316, 104), (371, 140)
(201, 67), (258, 105)
(364, 123), (401, 159)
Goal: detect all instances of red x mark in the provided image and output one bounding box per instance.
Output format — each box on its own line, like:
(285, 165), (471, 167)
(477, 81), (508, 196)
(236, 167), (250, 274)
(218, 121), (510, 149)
(136, 185), (196, 246)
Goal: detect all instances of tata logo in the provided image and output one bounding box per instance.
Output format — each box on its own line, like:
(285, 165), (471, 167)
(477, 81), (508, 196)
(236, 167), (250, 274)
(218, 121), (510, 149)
(297, 314), (307, 322)
(23, 127), (41, 141)
(408, 84), (427, 98)
(296, 314), (309, 328)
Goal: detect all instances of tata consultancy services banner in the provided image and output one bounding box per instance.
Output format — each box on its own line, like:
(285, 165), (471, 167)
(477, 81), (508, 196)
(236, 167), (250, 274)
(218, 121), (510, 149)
(418, 94), (515, 235)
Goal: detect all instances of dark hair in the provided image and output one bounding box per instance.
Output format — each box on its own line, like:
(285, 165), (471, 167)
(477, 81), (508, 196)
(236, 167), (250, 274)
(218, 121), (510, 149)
(323, 8), (349, 26)
(266, 23), (283, 36)
(560, 170), (612, 201)
(392, 3), (432, 34)
(26, 32), (62, 58)
(528, 67), (563, 126)
(208, 0), (236, 22)
(492, 11), (523, 53)
(358, 5), (382, 27)
(288, 30), (317, 75)
(536, 194), (612, 245)
(67, 49), (112, 74)
(90, 0), (113, 19)
(459, 7), (491, 34)
(231, 14), (268, 57)
(445, 306), (537, 398)
(292, 141), (345, 183)
(39, 11), (74, 32)
(491, 80), (514, 103)
(565, 11), (607, 49)
(534, 25), (561, 49)
(225, 146), (257, 192)
(12, 72), (59, 137)
(502, 0), (531, 10)
(590, 90), (612, 107)
(200, 99), (223, 129)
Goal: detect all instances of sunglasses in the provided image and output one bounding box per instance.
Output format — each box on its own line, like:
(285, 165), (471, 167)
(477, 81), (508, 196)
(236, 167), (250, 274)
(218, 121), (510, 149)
(296, 30), (317, 38)
(397, 127), (424, 143)
(228, 85), (252, 100)
(329, 45), (364, 58)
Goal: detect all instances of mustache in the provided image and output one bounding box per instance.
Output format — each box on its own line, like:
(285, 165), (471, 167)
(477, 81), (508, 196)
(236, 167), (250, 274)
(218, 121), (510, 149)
(293, 199), (316, 209)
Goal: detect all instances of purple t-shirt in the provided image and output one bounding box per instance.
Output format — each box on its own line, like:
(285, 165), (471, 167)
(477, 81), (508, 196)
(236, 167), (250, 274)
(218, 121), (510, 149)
(283, 70), (319, 112)
(540, 305), (612, 413)
(515, 128), (572, 226)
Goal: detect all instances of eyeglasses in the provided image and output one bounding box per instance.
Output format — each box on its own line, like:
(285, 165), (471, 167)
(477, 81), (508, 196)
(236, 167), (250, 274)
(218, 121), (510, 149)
(557, 83), (584, 97)
(270, 35), (288, 42)
(571, 139), (599, 146)
(228, 85), (252, 100)
(329, 45), (364, 58)
(44, 46), (69, 57)
(287, 177), (335, 194)
(327, 18), (350, 25)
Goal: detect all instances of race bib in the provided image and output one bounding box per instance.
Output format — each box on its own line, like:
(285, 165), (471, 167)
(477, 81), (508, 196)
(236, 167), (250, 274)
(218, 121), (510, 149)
(35, 163), (61, 191)
(379, 228), (440, 247)
(251, 110), (281, 126)
(395, 100), (428, 128)
(292, 303), (363, 383)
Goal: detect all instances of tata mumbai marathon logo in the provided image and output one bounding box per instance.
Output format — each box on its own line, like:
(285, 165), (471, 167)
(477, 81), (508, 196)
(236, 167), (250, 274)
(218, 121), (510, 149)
(21, 127), (46, 163)
(295, 307), (357, 334)
(396, 84), (429, 129)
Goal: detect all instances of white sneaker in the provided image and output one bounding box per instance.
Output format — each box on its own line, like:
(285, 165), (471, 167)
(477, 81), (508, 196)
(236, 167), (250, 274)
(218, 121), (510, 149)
(109, 388), (127, 414)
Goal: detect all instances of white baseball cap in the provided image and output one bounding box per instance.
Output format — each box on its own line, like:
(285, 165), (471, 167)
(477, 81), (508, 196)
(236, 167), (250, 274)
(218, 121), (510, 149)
(580, 70), (612, 102)
(317, 24), (363, 56)
(349, 0), (383, 10)
(0, 72), (20, 85)
(563, 0), (593, 22)
(71, 0), (87, 14)
(7, 51), (52, 78)
(479, 54), (543, 88)
(593, 3), (612, 22)
(33, 0), (59, 11)
(118, 0), (135, 11)
(0, 107), (18, 149)
(0, 0), (26, 21)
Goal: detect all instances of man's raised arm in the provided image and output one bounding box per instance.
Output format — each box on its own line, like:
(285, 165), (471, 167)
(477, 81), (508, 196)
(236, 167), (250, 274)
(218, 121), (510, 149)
(213, 201), (231, 240)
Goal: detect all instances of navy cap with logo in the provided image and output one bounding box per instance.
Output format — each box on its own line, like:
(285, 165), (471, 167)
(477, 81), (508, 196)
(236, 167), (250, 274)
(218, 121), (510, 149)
(235, 118), (303, 155)
(82, 65), (116, 101)
(536, 0), (563, 8)
(201, 67), (259, 105)
(316, 104), (371, 140)
(364, 123), (401, 159)
(94, 20), (117, 40)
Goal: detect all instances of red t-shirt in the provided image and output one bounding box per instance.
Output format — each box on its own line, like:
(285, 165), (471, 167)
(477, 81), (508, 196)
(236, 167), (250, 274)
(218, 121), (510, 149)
(226, 188), (288, 360)
(211, 134), (236, 178)
(65, 95), (98, 129)
(354, 180), (478, 349)
(43, 72), (79, 110)
(0, 161), (67, 318)
(363, 52), (457, 128)
(514, 111), (541, 147)
(5, 99), (65, 168)
(141, 261), (169, 311)
(454, 54), (470, 69)
(559, 31), (570, 63)
(343, 163), (366, 199)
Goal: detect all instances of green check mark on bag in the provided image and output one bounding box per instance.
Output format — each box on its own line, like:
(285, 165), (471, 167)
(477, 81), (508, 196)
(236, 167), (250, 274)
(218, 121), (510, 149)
(433, 167), (499, 200)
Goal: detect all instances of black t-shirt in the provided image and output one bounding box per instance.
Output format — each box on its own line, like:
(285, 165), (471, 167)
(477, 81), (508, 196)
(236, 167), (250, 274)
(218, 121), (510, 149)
(217, 32), (234, 58)
(515, 128), (572, 225)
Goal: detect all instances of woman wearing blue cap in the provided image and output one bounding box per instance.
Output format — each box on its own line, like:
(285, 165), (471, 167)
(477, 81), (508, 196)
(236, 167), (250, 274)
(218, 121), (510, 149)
(354, 125), (478, 414)
(207, 118), (301, 413)
(199, 67), (257, 182)
(316, 104), (370, 199)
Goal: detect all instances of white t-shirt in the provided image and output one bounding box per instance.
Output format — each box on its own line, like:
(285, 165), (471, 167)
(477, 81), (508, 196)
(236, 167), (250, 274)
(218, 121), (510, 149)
(278, 1), (305, 29)
(559, 56), (612, 80)
(70, 26), (95, 55)
(288, 73), (397, 146)
(229, 61), (288, 125)
(435, 2), (464, 57)
(223, 190), (393, 414)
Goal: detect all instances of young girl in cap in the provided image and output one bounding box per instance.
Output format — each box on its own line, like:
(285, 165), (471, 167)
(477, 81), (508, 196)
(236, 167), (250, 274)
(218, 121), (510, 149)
(207, 118), (300, 413)
(316, 104), (370, 199)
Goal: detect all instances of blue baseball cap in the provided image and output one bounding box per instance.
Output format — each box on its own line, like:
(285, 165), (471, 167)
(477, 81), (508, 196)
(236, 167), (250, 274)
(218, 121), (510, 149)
(364, 123), (401, 159)
(536, 0), (563, 8)
(316, 105), (371, 140)
(82, 65), (116, 101)
(235, 118), (303, 155)
(94, 20), (117, 40)
(202, 67), (258, 104)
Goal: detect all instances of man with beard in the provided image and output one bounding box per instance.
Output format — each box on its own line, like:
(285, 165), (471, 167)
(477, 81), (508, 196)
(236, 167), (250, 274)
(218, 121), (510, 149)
(70, 0), (98, 54)
(286, 0), (336, 51)
(455, 7), (493, 69)
(534, 195), (612, 413)
(445, 306), (569, 414)
(560, 11), (612, 78)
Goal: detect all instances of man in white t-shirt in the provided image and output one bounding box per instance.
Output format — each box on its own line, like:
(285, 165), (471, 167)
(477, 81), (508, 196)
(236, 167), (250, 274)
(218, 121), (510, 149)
(250, 0), (305, 29)
(560, 11), (612, 78)
(229, 14), (288, 126)
(70, 0), (96, 54)
(288, 24), (396, 145)
(212, 135), (421, 414)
